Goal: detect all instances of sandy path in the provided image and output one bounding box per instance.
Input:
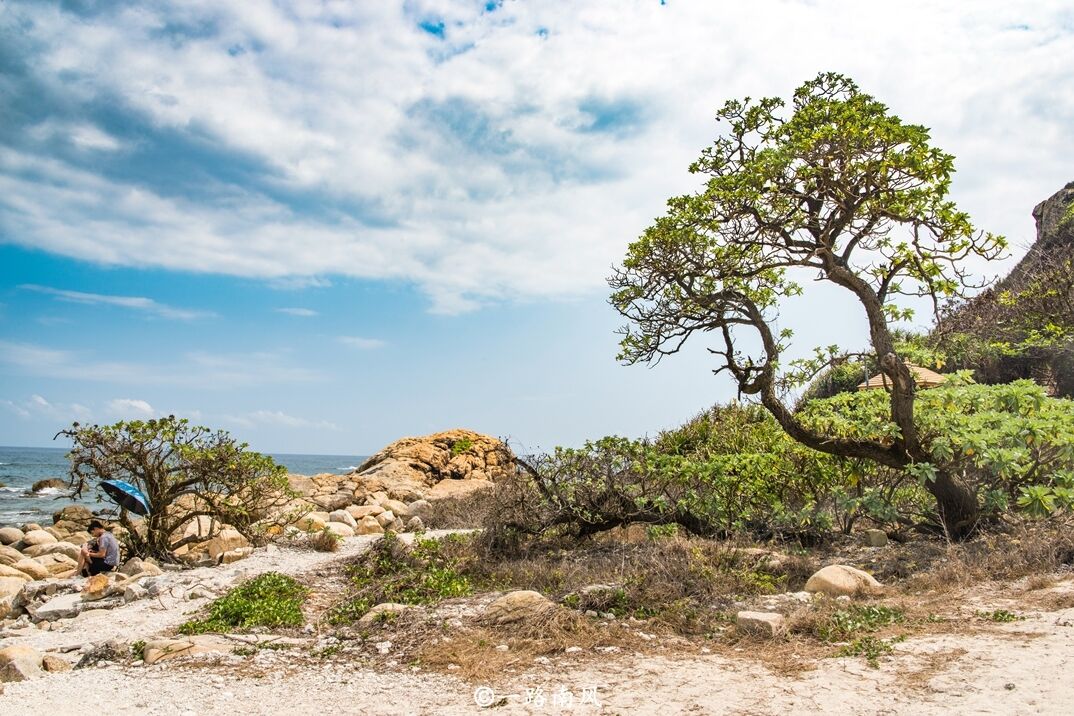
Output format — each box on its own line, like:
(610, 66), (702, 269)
(3, 535), (1074, 714)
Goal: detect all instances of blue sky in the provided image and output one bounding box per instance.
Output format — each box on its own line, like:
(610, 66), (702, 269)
(1, 0), (1072, 454)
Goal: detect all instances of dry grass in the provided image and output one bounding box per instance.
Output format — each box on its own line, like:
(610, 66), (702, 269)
(421, 492), (492, 529)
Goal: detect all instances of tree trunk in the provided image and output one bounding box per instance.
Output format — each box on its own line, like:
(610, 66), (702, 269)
(926, 470), (979, 540)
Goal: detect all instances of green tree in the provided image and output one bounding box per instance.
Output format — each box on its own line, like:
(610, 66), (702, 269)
(60, 416), (295, 560)
(609, 73), (1005, 539)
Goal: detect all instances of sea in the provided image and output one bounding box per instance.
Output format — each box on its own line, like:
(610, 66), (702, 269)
(0, 446), (367, 528)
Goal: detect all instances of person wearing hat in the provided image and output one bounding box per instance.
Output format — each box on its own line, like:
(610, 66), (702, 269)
(78, 520), (120, 576)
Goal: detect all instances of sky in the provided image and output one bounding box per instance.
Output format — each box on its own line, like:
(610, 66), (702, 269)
(1, 0), (1072, 455)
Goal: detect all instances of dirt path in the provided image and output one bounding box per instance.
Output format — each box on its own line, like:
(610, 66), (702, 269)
(3, 535), (1074, 714)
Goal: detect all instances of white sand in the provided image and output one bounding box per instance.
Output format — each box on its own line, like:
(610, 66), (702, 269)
(3, 535), (1073, 715)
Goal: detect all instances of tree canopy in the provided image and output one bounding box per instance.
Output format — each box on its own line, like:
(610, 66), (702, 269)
(610, 73), (1005, 538)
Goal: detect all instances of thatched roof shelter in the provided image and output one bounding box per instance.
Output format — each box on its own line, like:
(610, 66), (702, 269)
(857, 363), (948, 391)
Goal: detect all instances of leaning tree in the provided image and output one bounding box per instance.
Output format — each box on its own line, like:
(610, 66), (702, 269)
(60, 416), (296, 560)
(610, 73), (1005, 539)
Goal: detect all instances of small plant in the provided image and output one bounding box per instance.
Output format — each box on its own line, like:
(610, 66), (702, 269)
(835, 635), (905, 668)
(451, 438), (474, 456)
(326, 532), (474, 625)
(310, 526), (342, 553)
(312, 643), (342, 659)
(815, 604), (905, 642)
(646, 523), (679, 540)
(179, 572), (309, 635)
(130, 640), (146, 661)
(977, 609), (1024, 623)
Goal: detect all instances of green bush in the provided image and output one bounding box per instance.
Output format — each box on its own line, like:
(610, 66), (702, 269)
(326, 532), (474, 625)
(179, 572), (308, 635)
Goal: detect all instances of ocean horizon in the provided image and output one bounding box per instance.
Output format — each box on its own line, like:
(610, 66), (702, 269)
(0, 445), (368, 528)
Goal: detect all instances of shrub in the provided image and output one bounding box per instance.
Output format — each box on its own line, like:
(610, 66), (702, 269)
(179, 572), (308, 634)
(309, 526), (342, 553)
(326, 532), (474, 625)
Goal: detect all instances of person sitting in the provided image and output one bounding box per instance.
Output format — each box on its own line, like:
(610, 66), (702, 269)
(78, 520), (120, 577)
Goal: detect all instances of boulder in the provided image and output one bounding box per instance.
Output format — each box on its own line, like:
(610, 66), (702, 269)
(736, 611), (787, 638)
(82, 573), (113, 601)
(356, 516), (384, 535)
(0, 527), (24, 546)
(0, 545), (26, 566)
(0, 645), (43, 682)
(13, 559), (49, 580)
(405, 517), (425, 532)
(220, 547), (254, 564)
(44, 526), (67, 541)
(0, 575), (25, 601)
(0, 565), (32, 582)
(35, 553), (78, 576)
(329, 510), (358, 530)
(53, 505), (94, 526)
(30, 478), (65, 493)
(312, 493), (353, 512)
(374, 510), (396, 529)
(41, 654), (72, 673)
(426, 479), (495, 502)
(39, 542), (82, 561)
(864, 529), (888, 548)
(804, 565), (882, 597)
(382, 499), (411, 519)
(346, 504), (383, 520)
(295, 513), (329, 533)
(351, 430), (514, 499)
(0, 595), (13, 620)
(358, 602), (417, 626)
(142, 636), (232, 665)
(286, 474), (317, 496)
(485, 590), (555, 625)
(63, 531), (92, 546)
(207, 529), (250, 561)
(21, 530), (57, 547)
(124, 583), (149, 603)
(406, 499), (432, 519)
(22, 523), (43, 532)
(30, 592), (84, 621)
(324, 522), (355, 538)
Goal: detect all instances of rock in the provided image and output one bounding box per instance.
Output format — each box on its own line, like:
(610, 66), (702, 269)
(13, 558), (50, 580)
(220, 546), (254, 564)
(358, 602), (418, 626)
(426, 479), (495, 502)
(374, 510), (396, 528)
(736, 611), (787, 638)
(0, 645), (44, 682)
(383, 499), (411, 519)
(0, 545), (24, 566)
(207, 529), (250, 561)
(405, 517), (425, 532)
(407, 499), (432, 519)
(352, 430), (514, 496)
(119, 557), (147, 576)
(143, 639), (195, 665)
(82, 573), (113, 601)
(52, 505), (93, 526)
(39, 542), (82, 561)
(313, 492), (354, 512)
(63, 531), (92, 546)
(0, 528), (24, 546)
(30, 478), (65, 493)
(295, 513), (328, 533)
(0, 576), (26, 599)
(864, 529), (888, 547)
(75, 640), (126, 668)
(329, 510), (358, 530)
(0, 565), (32, 582)
(804, 565), (882, 597)
(0, 595), (14, 620)
(21, 530), (57, 547)
(287, 474), (317, 496)
(346, 504), (384, 520)
(41, 654), (72, 672)
(35, 553), (78, 576)
(485, 590), (555, 625)
(22, 523), (43, 532)
(324, 522), (355, 538)
(124, 583), (149, 603)
(44, 526), (67, 541)
(356, 516), (384, 535)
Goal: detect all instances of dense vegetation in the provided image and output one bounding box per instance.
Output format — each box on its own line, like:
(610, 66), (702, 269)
(179, 572), (309, 635)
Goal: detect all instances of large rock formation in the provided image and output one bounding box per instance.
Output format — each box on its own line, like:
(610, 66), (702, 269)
(939, 180), (1074, 396)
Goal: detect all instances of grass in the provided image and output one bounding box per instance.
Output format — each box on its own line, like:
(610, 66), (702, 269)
(813, 604), (905, 642)
(835, 635), (906, 668)
(179, 572), (309, 635)
(451, 438), (474, 456)
(309, 526), (342, 552)
(976, 609), (1024, 623)
(325, 532), (475, 625)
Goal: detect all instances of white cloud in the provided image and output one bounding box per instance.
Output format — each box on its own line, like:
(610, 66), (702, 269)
(338, 336), (386, 350)
(276, 307), (318, 317)
(19, 284), (213, 321)
(1, 394), (92, 422)
(0, 341), (320, 387)
(225, 410), (340, 431)
(106, 398), (156, 418)
(1, 1), (1072, 312)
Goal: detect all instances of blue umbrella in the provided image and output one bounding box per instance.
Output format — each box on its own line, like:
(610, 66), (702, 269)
(100, 480), (150, 516)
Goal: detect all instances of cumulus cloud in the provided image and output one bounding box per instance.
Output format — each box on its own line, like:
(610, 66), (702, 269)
(338, 336), (387, 350)
(1, 1), (1071, 312)
(1, 394), (92, 422)
(19, 284), (213, 321)
(107, 398), (156, 418)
